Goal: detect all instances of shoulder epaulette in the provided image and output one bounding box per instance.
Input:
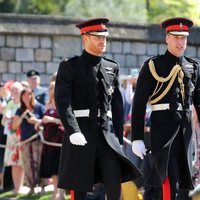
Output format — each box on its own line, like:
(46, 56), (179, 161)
(102, 57), (118, 65)
(149, 54), (162, 61)
(62, 55), (79, 62)
(142, 55), (161, 67)
(184, 56), (199, 65)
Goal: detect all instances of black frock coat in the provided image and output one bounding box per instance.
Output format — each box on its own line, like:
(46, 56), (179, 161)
(55, 50), (141, 192)
(131, 50), (200, 190)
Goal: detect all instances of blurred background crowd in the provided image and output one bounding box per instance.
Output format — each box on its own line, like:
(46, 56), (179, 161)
(0, 70), (66, 200)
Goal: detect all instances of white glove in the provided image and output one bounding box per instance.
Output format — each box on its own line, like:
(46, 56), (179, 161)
(69, 132), (87, 146)
(132, 140), (146, 159)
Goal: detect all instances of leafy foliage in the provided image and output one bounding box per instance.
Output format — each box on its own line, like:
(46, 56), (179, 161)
(147, 0), (200, 26)
(0, 0), (200, 26)
(63, 0), (147, 24)
(0, 0), (16, 12)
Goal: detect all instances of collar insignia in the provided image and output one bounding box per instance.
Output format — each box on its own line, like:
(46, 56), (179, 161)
(185, 64), (194, 73)
(106, 71), (115, 75)
(104, 66), (113, 71)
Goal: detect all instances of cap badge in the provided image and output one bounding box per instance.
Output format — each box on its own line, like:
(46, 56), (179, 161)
(179, 23), (183, 29)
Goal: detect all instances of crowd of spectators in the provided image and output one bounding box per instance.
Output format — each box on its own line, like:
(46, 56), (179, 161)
(0, 70), (65, 200)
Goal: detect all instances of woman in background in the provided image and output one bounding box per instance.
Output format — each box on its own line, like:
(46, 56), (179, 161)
(2, 82), (24, 194)
(12, 87), (44, 194)
(38, 81), (65, 200)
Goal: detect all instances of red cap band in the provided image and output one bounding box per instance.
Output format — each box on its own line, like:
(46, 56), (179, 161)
(80, 24), (107, 34)
(166, 24), (188, 32)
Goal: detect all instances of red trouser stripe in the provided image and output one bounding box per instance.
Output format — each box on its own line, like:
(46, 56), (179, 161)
(70, 190), (74, 200)
(162, 176), (171, 200)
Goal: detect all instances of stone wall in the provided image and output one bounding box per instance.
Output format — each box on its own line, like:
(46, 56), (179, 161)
(0, 13), (200, 85)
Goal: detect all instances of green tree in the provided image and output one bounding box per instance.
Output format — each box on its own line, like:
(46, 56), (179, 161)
(0, 0), (17, 12)
(63, 0), (147, 24)
(146, 0), (200, 26)
(0, 0), (200, 26)
(0, 0), (69, 14)
(0, 0), (147, 23)
(24, 0), (67, 14)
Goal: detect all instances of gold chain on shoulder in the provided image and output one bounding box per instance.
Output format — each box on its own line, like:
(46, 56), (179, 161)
(148, 59), (184, 104)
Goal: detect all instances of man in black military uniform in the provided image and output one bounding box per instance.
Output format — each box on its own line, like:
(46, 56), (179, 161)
(131, 17), (200, 200)
(55, 18), (141, 200)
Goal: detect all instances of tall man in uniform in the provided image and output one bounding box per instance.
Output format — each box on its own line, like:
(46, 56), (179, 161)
(131, 17), (200, 200)
(55, 18), (141, 200)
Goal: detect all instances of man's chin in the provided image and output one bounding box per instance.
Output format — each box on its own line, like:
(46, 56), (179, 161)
(174, 50), (184, 57)
(101, 47), (106, 53)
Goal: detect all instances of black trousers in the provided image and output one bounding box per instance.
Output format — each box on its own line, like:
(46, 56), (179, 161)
(168, 132), (190, 200)
(74, 132), (121, 200)
(144, 185), (162, 200)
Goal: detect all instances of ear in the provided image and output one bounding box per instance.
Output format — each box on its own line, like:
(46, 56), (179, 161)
(165, 34), (169, 44)
(82, 34), (89, 43)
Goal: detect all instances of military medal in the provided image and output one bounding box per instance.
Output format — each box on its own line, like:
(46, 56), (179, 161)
(108, 86), (114, 95)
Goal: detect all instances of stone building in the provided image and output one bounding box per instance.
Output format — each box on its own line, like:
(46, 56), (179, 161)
(0, 13), (200, 86)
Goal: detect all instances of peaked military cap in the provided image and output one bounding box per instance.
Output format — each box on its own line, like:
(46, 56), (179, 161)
(76, 18), (109, 36)
(26, 69), (40, 78)
(160, 17), (193, 36)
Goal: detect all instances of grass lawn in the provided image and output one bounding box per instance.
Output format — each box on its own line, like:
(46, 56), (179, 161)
(0, 191), (52, 199)
(0, 191), (71, 200)
(0, 187), (71, 200)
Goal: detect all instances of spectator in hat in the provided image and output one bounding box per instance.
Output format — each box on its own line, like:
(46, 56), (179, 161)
(26, 70), (48, 105)
(131, 17), (200, 199)
(55, 17), (141, 200)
